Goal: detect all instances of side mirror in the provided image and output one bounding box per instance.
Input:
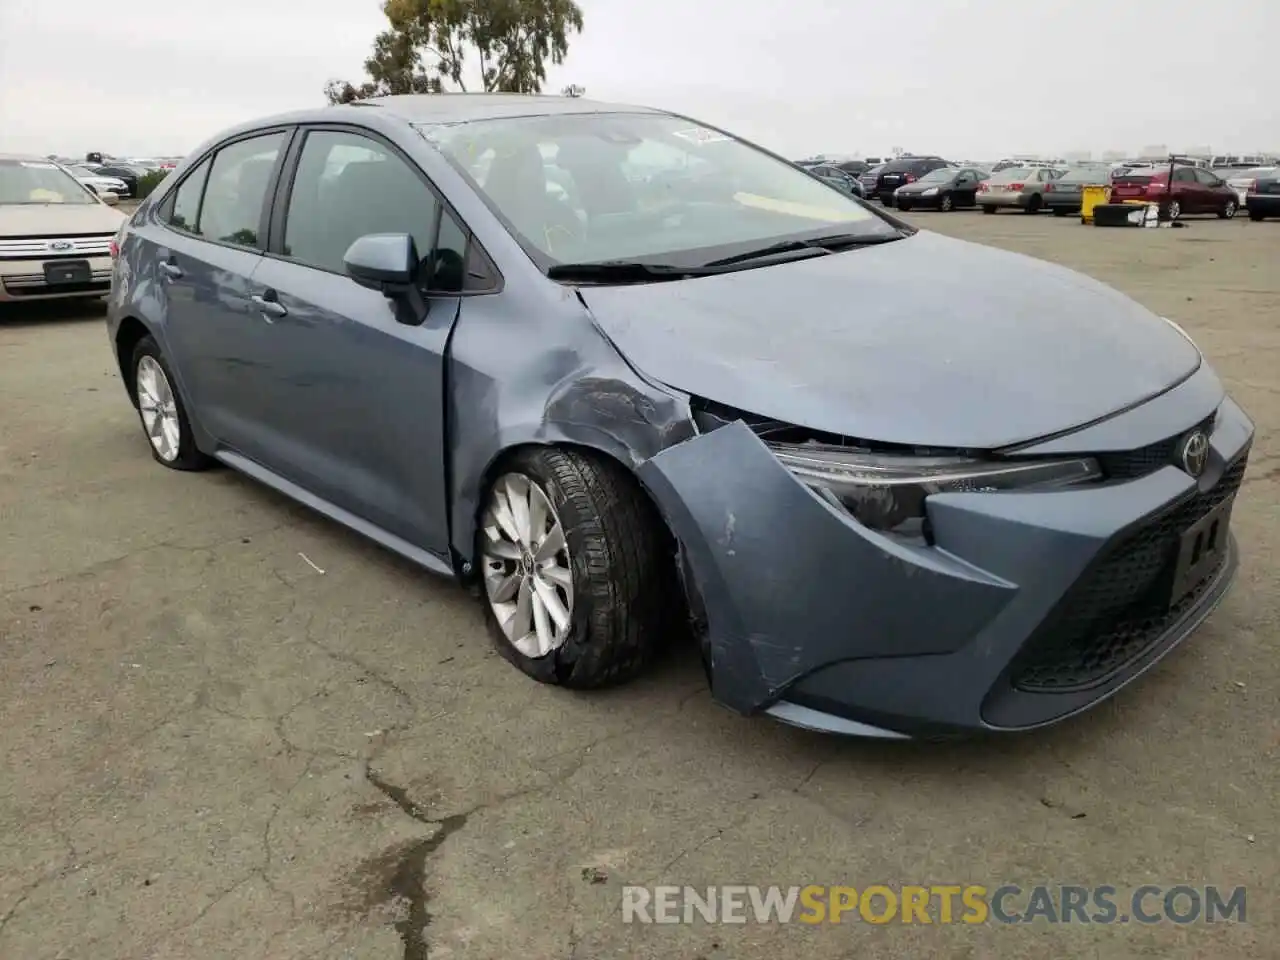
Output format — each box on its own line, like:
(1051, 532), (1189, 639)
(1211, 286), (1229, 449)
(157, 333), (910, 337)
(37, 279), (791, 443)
(343, 233), (427, 326)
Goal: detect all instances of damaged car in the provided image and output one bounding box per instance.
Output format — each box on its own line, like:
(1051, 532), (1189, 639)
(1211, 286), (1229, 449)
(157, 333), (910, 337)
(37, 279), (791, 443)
(107, 95), (1253, 737)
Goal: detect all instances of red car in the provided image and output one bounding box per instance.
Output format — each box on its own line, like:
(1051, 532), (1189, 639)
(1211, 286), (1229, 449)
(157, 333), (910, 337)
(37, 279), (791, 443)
(1109, 166), (1239, 220)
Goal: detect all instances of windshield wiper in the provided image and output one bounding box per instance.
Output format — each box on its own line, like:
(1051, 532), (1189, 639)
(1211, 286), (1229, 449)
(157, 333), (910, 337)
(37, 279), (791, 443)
(547, 261), (725, 283)
(702, 231), (906, 268)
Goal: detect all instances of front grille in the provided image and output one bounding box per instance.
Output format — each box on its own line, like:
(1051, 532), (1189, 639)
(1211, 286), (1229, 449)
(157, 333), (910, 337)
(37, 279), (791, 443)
(0, 235), (114, 259)
(1010, 452), (1247, 692)
(1095, 414), (1216, 480)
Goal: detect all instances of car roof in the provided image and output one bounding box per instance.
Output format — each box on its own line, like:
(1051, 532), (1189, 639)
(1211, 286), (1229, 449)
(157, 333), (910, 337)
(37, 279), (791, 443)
(261, 93), (666, 130)
(186, 94), (675, 155)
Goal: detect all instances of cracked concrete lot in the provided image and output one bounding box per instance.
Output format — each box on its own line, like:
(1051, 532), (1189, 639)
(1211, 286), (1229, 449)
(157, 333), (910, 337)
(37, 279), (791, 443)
(2, 211), (1278, 959)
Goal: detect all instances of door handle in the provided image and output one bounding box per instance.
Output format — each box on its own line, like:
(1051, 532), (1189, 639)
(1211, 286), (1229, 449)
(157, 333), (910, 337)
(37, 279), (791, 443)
(250, 292), (288, 319)
(159, 260), (183, 280)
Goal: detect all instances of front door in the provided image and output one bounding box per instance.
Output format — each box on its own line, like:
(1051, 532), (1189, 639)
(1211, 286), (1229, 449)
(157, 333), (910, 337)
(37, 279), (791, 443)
(241, 127), (466, 554)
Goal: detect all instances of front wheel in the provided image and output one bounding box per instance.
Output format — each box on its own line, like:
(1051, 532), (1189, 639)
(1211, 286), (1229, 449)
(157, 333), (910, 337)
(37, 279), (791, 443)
(896, 201), (912, 212)
(477, 447), (679, 689)
(1220, 200), (1237, 219)
(938, 193), (953, 212)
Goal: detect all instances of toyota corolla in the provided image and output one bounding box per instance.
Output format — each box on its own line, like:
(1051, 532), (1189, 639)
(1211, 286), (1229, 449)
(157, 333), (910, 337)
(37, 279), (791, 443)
(106, 95), (1253, 738)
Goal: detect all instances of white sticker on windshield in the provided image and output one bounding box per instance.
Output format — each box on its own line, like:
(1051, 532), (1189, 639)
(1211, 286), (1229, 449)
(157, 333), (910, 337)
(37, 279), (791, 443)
(671, 127), (732, 145)
(20, 161), (57, 169)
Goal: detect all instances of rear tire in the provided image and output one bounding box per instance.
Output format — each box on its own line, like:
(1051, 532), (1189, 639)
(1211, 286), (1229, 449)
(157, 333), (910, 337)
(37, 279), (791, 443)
(129, 336), (211, 471)
(476, 447), (680, 689)
(1219, 200), (1237, 219)
(1167, 199), (1182, 220)
(982, 205), (997, 215)
(1025, 194), (1042, 214)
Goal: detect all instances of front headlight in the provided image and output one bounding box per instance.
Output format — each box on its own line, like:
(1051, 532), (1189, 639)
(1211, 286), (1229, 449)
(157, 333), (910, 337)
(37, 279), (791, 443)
(921, 187), (938, 196)
(768, 444), (1101, 533)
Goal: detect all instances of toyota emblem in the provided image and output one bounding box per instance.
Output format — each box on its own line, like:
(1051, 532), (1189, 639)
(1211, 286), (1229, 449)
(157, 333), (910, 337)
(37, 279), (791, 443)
(1179, 430), (1209, 478)
(48, 240), (74, 252)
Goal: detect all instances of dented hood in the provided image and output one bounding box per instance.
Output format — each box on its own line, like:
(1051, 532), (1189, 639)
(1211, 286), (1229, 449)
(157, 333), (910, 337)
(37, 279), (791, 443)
(579, 231), (1201, 449)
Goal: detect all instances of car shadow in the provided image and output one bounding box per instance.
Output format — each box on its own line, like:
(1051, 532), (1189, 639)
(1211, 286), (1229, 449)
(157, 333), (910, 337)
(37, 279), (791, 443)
(0, 298), (108, 328)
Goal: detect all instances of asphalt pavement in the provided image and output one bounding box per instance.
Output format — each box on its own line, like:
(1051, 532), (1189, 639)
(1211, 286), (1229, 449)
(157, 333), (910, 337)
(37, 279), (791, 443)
(2, 209), (1277, 959)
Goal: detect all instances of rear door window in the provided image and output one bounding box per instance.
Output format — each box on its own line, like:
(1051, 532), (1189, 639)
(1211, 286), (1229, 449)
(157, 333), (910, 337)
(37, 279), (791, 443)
(164, 157), (211, 235)
(197, 132), (287, 249)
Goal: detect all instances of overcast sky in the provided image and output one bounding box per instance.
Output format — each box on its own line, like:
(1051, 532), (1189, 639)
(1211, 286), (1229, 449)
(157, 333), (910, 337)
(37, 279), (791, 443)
(2, 0), (1276, 161)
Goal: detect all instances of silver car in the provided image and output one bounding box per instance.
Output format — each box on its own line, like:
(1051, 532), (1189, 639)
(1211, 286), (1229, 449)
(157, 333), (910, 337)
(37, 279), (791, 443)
(106, 95), (1253, 738)
(978, 166), (1063, 214)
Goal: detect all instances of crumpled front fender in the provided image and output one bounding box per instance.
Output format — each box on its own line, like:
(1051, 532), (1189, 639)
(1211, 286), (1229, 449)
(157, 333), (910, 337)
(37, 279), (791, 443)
(637, 421), (1017, 715)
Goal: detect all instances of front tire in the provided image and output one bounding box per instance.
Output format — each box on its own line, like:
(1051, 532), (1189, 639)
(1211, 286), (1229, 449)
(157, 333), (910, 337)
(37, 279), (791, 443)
(982, 205), (997, 215)
(129, 336), (210, 471)
(476, 447), (678, 689)
(938, 193), (953, 212)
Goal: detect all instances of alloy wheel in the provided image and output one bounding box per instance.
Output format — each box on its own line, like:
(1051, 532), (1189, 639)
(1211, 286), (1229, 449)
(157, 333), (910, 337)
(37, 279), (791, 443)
(939, 194), (953, 211)
(481, 473), (574, 659)
(135, 356), (181, 462)
(1168, 200), (1181, 220)
(1223, 201), (1237, 219)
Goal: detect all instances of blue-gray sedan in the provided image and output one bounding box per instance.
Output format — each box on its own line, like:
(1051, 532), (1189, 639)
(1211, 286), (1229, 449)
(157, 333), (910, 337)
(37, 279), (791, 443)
(106, 95), (1253, 738)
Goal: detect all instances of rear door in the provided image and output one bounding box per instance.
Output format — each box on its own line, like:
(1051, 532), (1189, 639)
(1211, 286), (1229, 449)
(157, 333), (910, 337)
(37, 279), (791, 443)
(1168, 167), (1199, 210)
(148, 129), (292, 448)
(244, 125), (471, 553)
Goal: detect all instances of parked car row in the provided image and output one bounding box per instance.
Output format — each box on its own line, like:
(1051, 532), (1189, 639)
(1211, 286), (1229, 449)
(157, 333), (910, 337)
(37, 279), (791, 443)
(842, 156), (1274, 222)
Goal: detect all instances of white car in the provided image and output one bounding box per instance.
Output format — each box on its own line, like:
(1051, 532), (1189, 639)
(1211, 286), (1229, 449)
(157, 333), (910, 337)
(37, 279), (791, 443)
(64, 164), (130, 199)
(0, 154), (125, 303)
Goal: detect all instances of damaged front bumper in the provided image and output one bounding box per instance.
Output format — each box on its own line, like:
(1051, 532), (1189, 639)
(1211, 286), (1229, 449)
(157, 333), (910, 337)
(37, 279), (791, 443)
(636, 401), (1253, 738)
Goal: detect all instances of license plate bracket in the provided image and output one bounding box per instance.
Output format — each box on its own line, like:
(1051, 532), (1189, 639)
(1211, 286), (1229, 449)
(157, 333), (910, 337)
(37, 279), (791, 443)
(1169, 496), (1234, 606)
(43, 259), (91, 285)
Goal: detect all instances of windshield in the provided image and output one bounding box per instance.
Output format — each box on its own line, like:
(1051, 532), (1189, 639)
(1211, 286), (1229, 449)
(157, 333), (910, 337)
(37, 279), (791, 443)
(991, 167), (1033, 182)
(0, 160), (96, 204)
(917, 168), (955, 183)
(1058, 166), (1113, 183)
(421, 112), (894, 267)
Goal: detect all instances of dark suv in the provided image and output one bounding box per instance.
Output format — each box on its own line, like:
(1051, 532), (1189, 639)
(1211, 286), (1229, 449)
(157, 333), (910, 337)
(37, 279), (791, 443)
(862, 156), (952, 204)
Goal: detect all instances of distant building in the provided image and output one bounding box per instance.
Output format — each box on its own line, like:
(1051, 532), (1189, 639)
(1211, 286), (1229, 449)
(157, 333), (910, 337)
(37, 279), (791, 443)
(1063, 150), (1093, 162)
(1139, 144), (1169, 159)
(1101, 150), (1126, 162)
